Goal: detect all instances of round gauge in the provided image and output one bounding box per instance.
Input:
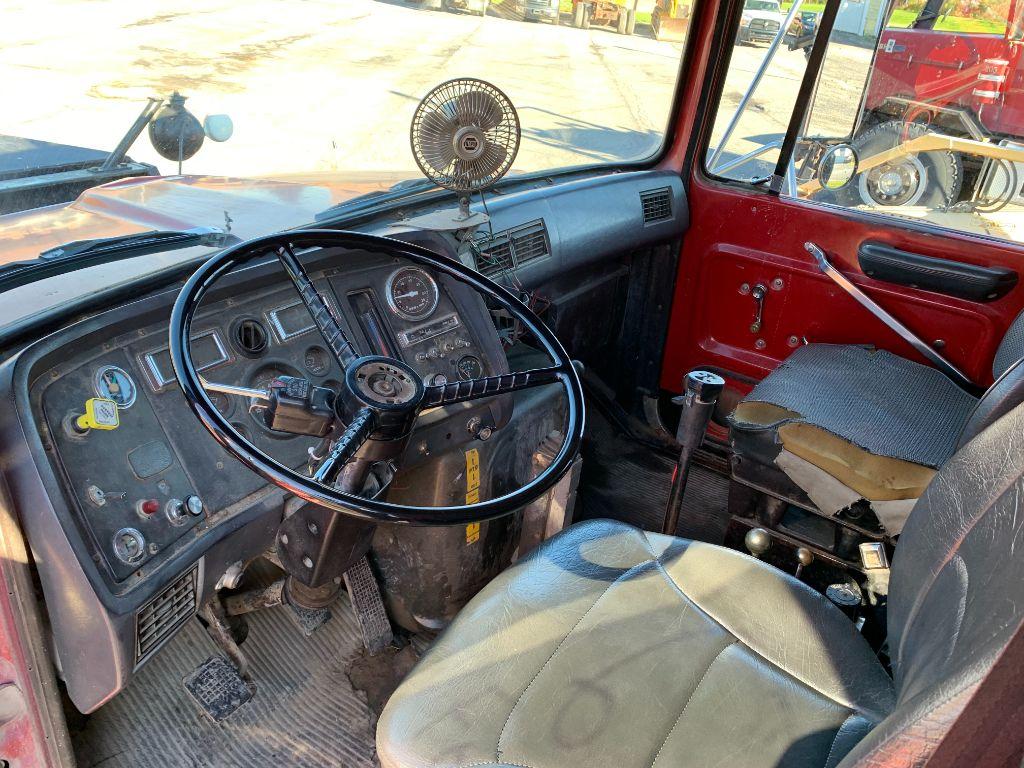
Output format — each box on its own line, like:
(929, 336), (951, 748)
(112, 527), (146, 565)
(386, 267), (439, 321)
(303, 346), (330, 376)
(94, 365), (137, 408)
(456, 355), (483, 381)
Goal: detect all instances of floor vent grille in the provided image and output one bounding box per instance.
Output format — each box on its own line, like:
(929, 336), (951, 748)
(136, 566), (198, 663)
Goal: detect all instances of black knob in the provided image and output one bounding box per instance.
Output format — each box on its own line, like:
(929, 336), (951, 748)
(685, 370), (725, 403)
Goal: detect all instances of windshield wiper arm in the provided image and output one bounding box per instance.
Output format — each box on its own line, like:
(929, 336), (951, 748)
(0, 226), (239, 294)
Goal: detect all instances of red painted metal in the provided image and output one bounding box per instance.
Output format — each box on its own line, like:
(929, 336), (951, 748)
(865, 11), (1024, 137)
(657, 2), (1024, 399)
(0, 567), (52, 767)
(659, 183), (1024, 396)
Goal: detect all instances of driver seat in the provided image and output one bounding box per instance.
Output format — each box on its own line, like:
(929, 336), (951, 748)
(376, 398), (1024, 766)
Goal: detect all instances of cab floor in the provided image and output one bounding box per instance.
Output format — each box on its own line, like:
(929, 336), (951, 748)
(72, 594), (382, 768)
(576, 402), (730, 543)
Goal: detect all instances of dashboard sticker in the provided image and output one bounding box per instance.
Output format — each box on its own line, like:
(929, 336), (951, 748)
(465, 448), (481, 543)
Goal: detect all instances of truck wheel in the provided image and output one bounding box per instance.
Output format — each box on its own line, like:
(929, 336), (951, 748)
(839, 120), (962, 210)
(581, 3), (591, 28)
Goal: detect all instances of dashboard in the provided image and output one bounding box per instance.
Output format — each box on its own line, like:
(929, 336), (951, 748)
(0, 167), (688, 714)
(2, 241), (511, 712)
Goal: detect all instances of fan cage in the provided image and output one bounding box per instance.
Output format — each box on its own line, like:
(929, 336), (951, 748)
(410, 78), (521, 193)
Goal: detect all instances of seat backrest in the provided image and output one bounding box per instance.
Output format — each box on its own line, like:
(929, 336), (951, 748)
(839, 400), (1024, 766)
(955, 356), (1024, 449)
(992, 307), (1024, 380)
(955, 308), (1024, 449)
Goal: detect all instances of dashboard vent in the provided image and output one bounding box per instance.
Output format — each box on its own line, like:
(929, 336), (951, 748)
(640, 188), (672, 223)
(234, 318), (268, 357)
(476, 220), (550, 277)
(136, 566), (198, 663)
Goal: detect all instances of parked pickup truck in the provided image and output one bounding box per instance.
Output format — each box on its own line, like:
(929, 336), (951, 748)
(736, 0), (785, 45)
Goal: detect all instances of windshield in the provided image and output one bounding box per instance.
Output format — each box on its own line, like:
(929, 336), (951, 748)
(1, 1), (691, 229)
(744, 1), (780, 11)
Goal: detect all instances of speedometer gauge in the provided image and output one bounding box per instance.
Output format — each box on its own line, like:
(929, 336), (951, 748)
(386, 267), (439, 321)
(94, 365), (137, 408)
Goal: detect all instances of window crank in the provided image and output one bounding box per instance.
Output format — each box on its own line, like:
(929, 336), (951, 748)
(749, 283), (767, 334)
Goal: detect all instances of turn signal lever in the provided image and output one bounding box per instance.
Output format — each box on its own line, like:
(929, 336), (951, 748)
(662, 370), (724, 535)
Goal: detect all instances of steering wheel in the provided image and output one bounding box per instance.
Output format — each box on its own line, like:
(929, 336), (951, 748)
(169, 229), (584, 525)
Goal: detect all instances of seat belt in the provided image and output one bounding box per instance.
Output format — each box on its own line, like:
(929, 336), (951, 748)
(922, 615), (1024, 768)
(805, 242), (976, 393)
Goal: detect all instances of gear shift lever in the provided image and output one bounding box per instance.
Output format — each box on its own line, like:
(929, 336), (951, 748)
(662, 370), (725, 535)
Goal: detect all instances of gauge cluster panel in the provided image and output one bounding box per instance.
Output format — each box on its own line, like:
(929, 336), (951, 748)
(339, 265), (493, 388)
(42, 352), (206, 581)
(28, 246), (505, 594)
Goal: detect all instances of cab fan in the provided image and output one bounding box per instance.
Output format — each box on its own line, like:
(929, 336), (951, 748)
(411, 78), (520, 194)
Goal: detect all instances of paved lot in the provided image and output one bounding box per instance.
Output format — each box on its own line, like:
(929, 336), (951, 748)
(3, 0), (684, 178)
(7, 1), (1016, 241)
(3, 0), (873, 181)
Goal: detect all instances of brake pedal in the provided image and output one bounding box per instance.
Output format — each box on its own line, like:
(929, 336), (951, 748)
(343, 556), (393, 655)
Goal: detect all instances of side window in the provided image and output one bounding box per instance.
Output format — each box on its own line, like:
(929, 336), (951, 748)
(705, 0), (1024, 245)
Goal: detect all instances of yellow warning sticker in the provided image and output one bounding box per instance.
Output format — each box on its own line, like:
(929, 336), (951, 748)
(465, 448), (481, 543)
(466, 448), (480, 498)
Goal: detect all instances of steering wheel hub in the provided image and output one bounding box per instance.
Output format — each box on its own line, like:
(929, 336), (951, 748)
(349, 357), (422, 408)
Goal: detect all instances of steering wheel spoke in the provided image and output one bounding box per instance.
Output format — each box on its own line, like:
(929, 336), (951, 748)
(420, 365), (566, 409)
(311, 408), (376, 486)
(275, 243), (358, 367)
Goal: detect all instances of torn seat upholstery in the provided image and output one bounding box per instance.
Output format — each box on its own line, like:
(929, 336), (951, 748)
(379, 398), (1024, 766)
(729, 320), (1024, 534)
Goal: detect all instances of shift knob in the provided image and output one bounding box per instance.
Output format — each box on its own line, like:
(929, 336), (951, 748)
(795, 547), (814, 578)
(684, 370), (725, 403)
(744, 527), (771, 558)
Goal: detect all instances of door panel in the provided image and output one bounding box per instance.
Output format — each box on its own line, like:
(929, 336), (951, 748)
(660, 183), (1024, 395)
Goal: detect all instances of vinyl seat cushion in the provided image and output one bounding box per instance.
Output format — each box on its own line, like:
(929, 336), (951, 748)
(377, 519), (895, 768)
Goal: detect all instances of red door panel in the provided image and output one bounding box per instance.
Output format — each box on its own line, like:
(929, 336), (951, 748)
(660, 181), (1024, 396)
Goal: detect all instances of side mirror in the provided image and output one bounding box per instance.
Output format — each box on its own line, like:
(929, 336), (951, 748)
(818, 144), (858, 190)
(204, 114), (234, 143)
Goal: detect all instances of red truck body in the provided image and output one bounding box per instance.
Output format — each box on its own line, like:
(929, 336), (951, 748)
(863, 2), (1024, 139)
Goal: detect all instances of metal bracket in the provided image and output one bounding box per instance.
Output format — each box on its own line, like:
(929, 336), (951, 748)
(805, 242), (975, 391)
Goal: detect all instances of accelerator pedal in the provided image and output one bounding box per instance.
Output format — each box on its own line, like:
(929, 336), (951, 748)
(183, 655), (254, 722)
(343, 556), (393, 655)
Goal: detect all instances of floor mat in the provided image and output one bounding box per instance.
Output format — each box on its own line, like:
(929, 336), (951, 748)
(578, 405), (730, 542)
(73, 595), (381, 768)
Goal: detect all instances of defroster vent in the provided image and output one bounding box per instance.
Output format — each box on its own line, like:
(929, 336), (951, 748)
(476, 220), (550, 277)
(136, 566), (198, 663)
(640, 188), (672, 223)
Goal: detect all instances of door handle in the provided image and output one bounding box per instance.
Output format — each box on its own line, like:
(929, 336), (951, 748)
(750, 283), (767, 333)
